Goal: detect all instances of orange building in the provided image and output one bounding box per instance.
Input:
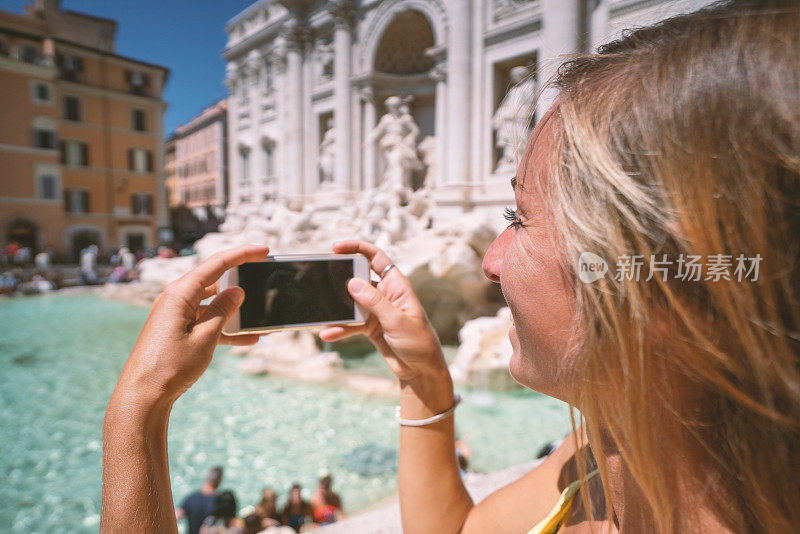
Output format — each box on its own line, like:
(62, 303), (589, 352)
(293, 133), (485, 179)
(0, 0), (169, 261)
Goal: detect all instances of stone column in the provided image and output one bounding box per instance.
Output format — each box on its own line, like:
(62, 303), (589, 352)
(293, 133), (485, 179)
(445, 0), (471, 186)
(360, 88), (376, 190)
(223, 64), (241, 205)
(590, 0), (610, 52)
(331, 0), (355, 191)
(302, 38), (315, 197)
(268, 43), (287, 198)
(245, 49), (262, 201)
(537, 0), (581, 119)
(431, 64), (447, 189)
(282, 21), (305, 197)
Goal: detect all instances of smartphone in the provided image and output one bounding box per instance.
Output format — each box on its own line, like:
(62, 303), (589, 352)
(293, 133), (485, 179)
(219, 253), (370, 335)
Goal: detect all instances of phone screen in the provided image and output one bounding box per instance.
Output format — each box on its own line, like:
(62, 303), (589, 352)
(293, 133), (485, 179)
(237, 259), (355, 329)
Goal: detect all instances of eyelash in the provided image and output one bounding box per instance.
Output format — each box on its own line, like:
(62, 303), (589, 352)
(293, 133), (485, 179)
(503, 207), (523, 229)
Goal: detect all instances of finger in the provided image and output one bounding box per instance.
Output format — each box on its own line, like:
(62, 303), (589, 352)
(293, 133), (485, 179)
(319, 324), (367, 342)
(194, 286), (246, 336)
(219, 333), (260, 346)
(332, 240), (393, 278)
(202, 282), (218, 300)
(178, 245), (269, 298)
(347, 278), (399, 327)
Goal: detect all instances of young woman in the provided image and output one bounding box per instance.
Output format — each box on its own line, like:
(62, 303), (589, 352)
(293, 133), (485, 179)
(100, 1), (799, 532)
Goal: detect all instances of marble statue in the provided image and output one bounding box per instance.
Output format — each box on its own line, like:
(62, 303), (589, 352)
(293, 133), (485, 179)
(492, 66), (536, 173)
(316, 39), (334, 80)
(319, 116), (336, 184)
(365, 96), (424, 194)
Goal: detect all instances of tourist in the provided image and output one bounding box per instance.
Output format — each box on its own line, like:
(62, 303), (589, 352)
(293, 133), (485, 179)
(175, 466), (224, 534)
(310, 474), (343, 526)
(242, 513), (262, 534)
(455, 433), (471, 477)
(199, 490), (243, 534)
(79, 245), (99, 285)
(254, 487), (281, 528)
(313, 2), (800, 532)
(281, 484), (312, 533)
(100, 1), (799, 532)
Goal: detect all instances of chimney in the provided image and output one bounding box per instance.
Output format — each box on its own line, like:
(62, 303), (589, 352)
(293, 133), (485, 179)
(33, 0), (60, 14)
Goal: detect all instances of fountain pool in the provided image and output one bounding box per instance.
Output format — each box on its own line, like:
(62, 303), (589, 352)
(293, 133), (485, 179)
(0, 294), (572, 532)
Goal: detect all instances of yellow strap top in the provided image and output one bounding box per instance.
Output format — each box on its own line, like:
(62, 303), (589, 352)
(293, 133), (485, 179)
(526, 469), (600, 534)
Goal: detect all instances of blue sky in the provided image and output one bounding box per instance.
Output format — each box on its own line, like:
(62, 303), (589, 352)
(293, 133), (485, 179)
(5, 0), (256, 134)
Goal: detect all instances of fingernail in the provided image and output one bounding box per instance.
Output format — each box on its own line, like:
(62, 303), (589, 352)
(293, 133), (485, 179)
(348, 278), (366, 293)
(232, 288), (245, 305)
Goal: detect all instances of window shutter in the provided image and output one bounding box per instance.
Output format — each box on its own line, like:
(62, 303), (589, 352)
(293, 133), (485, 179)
(146, 150), (153, 172)
(75, 57), (83, 72)
(81, 143), (89, 166)
(59, 140), (66, 163)
(130, 193), (137, 214)
(128, 148), (134, 171)
(145, 194), (153, 214)
(82, 190), (90, 213)
(64, 188), (72, 212)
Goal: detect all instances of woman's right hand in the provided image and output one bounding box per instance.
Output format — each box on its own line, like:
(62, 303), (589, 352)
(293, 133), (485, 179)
(319, 240), (449, 383)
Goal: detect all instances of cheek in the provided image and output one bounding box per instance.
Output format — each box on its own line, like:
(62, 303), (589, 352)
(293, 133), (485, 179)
(501, 236), (579, 399)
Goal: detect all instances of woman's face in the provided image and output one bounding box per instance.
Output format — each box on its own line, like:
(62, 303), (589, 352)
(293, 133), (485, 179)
(482, 110), (580, 402)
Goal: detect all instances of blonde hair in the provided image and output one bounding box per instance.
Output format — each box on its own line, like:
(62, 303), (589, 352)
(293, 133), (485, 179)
(529, 1), (800, 531)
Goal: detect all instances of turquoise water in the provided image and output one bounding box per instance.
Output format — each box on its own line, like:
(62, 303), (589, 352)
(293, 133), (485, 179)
(0, 294), (572, 532)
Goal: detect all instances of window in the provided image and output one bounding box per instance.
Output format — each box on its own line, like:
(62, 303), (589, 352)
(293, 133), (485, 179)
(240, 148), (250, 183)
(61, 140), (89, 166)
(32, 82), (52, 104)
(238, 73), (248, 104)
(57, 54), (83, 82)
(262, 61), (273, 93)
(128, 148), (153, 173)
(38, 175), (58, 200)
(126, 70), (150, 96)
(64, 188), (90, 214)
(264, 144), (274, 180)
(63, 96), (81, 121)
(131, 109), (147, 132)
(32, 128), (57, 149)
(131, 193), (153, 215)
(21, 44), (39, 64)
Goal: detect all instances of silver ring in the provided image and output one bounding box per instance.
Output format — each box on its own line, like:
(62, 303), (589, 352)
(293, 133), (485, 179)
(379, 263), (396, 280)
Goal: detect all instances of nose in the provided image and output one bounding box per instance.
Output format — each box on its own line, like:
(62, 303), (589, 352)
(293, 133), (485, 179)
(482, 227), (512, 283)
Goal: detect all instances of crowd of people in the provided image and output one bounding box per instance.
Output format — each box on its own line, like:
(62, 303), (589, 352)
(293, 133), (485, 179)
(176, 467), (345, 534)
(0, 240), (195, 296)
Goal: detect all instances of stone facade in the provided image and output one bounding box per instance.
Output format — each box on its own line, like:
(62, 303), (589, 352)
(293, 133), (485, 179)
(223, 0), (715, 218)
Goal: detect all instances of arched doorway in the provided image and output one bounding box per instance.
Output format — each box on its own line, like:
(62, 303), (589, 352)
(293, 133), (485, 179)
(6, 218), (38, 251)
(370, 9), (437, 190)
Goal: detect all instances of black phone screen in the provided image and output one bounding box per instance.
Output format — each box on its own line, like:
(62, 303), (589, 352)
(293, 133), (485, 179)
(237, 259), (355, 329)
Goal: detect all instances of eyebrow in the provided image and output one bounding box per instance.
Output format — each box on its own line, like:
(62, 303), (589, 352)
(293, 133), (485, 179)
(510, 177), (517, 190)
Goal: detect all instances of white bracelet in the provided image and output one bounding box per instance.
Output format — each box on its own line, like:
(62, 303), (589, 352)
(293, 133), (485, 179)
(395, 394), (462, 427)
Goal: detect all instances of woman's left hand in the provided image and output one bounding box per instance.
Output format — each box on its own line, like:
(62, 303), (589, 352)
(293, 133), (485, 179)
(112, 244), (269, 409)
